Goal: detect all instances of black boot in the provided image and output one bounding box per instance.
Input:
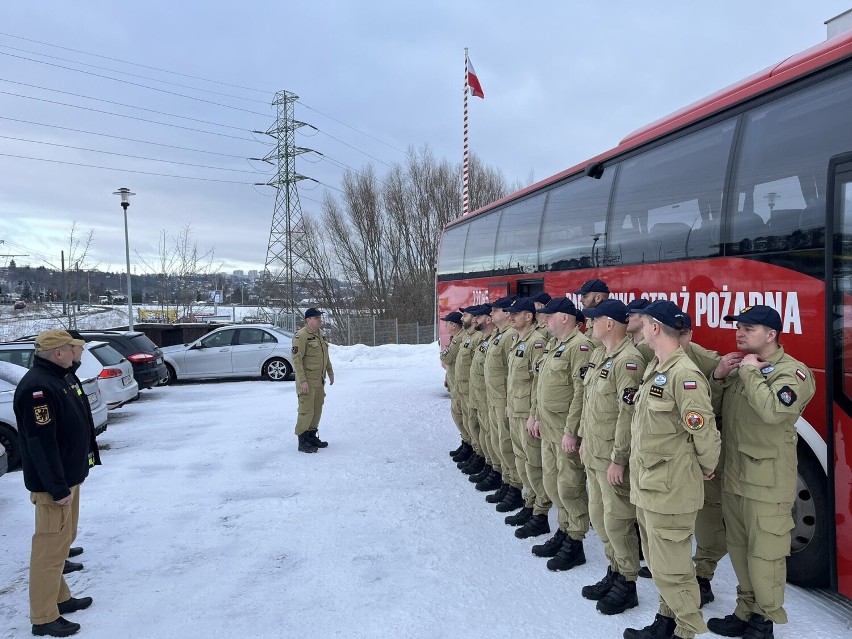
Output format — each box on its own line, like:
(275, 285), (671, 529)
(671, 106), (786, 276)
(62, 560), (83, 574)
(475, 470), (502, 492)
(708, 614), (749, 637)
(581, 566), (615, 600)
(515, 514), (550, 539)
(456, 450), (477, 468)
(452, 443), (473, 463)
(546, 537), (586, 571)
(486, 483), (509, 504)
(449, 440), (465, 457)
(495, 486), (524, 512)
(743, 614), (773, 639)
(532, 529), (566, 557)
(596, 573), (638, 615)
(307, 430), (328, 448)
(297, 432), (318, 453)
(469, 464), (492, 483)
(697, 576), (714, 608)
(32, 616), (81, 637)
(638, 565), (652, 578)
(504, 506), (533, 526)
(623, 614), (676, 639)
(462, 455), (485, 475)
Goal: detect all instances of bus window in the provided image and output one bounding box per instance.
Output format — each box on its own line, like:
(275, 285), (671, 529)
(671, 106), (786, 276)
(437, 224), (469, 278)
(840, 180), (852, 400)
(463, 209), (501, 276)
(731, 72), (852, 255)
(539, 170), (613, 271)
(608, 120), (734, 265)
(493, 194), (546, 276)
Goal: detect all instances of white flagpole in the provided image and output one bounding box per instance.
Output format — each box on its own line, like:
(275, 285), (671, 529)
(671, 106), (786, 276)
(463, 47), (470, 216)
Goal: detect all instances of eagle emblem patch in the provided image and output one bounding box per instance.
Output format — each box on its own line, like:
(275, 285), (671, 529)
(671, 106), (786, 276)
(34, 405), (51, 426)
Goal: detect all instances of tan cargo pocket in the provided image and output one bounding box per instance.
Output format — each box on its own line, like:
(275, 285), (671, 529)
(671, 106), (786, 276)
(753, 514), (793, 561)
(34, 501), (69, 535)
(645, 399), (677, 434)
(638, 452), (672, 492)
(737, 443), (777, 487)
(652, 526), (694, 575)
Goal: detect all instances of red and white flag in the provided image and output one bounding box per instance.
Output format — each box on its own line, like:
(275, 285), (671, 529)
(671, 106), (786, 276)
(466, 56), (484, 99)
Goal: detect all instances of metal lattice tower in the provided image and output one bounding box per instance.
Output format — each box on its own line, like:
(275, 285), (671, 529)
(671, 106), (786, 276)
(255, 90), (312, 319)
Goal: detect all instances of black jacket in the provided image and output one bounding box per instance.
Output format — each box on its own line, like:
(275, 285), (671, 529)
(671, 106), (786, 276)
(14, 356), (101, 500)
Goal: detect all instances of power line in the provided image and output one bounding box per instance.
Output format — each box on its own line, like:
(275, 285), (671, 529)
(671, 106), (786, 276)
(307, 124), (393, 168)
(297, 100), (407, 154)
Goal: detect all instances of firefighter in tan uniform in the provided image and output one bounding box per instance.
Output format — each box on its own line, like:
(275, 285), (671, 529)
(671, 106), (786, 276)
(291, 308), (334, 453)
(485, 296), (526, 513)
(533, 292), (552, 339)
(468, 306), (503, 490)
(575, 279), (610, 340)
(707, 306), (815, 639)
(528, 297), (593, 565)
(440, 311), (470, 461)
(455, 307), (486, 475)
(625, 301), (720, 639)
(577, 300), (646, 614)
(504, 297), (550, 530)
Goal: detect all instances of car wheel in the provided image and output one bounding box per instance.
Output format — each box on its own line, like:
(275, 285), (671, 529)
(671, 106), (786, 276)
(786, 445), (830, 587)
(263, 357), (292, 381)
(164, 363), (176, 385)
(0, 424), (20, 470)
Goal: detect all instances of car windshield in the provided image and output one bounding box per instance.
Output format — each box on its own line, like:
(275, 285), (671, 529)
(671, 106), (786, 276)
(90, 344), (125, 366)
(270, 327), (293, 339)
(128, 334), (158, 352)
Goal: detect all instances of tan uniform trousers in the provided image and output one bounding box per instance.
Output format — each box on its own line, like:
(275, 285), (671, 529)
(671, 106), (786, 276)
(636, 507), (706, 639)
(450, 391), (468, 442)
(541, 440), (589, 540)
(490, 403), (521, 488)
(476, 405), (501, 473)
(295, 379), (325, 435)
(30, 485), (79, 625)
(466, 399), (483, 456)
(693, 446), (726, 580)
(722, 492), (793, 625)
(587, 465), (639, 580)
(473, 404), (494, 466)
(510, 416), (550, 515)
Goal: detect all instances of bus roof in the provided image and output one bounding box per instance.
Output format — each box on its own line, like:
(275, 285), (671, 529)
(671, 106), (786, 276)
(449, 31), (852, 229)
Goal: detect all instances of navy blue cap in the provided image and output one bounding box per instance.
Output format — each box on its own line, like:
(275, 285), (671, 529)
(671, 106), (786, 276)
(532, 292), (552, 305)
(573, 279), (610, 295)
(538, 297), (580, 318)
(469, 304), (492, 317)
(305, 308), (323, 318)
(489, 295), (517, 310)
(505, 297), (536, 314)
(642, 300), (691, 330)
(724, 305), (782, 332)
(626, 298), (651, 314)
(441, 311), (463, 325)
(582, 299), (628, 324)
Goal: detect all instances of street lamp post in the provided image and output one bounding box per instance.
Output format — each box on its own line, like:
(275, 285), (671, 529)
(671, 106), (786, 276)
(113, 187), (136, 330)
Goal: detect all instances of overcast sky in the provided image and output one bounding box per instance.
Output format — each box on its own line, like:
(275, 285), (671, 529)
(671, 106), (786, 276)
(0, 1), (849, 274)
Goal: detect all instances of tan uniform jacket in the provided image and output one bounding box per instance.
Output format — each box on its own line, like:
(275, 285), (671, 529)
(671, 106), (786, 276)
(484, 326), (516, 402)
(717, 347), (815, 503)
(634, 339), (654, 364)
(440, 332), (462, 388)
(506, 328), (546, 418)
(532, 327), (593, 444)
(630, 347), (720, 514)
(453, 330), (477, 396)
(292, 327), (333, 384)
(683, 342), (722, 416)
(579, 336), (646, 469)
(468, 331), (489, 407)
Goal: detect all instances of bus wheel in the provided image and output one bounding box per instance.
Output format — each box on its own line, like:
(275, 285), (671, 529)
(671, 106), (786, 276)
(786, 446), (829, 587)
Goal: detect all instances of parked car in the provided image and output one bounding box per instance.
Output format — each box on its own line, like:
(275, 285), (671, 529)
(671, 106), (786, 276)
(162, 324), (294, 383)
(0, 362), (28, 470)
(13, 299), (26, 310)
(78, 341), (139, 409)
(0, 445), (7, 478)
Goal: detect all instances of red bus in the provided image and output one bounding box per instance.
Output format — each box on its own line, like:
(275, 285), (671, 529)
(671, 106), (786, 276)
(436, 31), (852, 599)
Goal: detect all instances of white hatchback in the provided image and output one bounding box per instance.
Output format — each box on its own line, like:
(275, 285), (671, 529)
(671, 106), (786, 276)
(78, 341), (139, 409)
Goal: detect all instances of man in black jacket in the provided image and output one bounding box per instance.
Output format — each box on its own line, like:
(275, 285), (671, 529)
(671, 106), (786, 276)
(14, 330), (101, 637)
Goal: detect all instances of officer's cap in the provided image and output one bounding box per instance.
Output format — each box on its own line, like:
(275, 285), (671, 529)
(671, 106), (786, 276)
(641, 300), (691, 330)
(35, 329), (85, 352)
(626, 298), (651, 314)
(723, 305), (782, 332)
(573, 279), (610, 295)
(532, 292), (552, 305)
(504, 297), (536, 314)
(304, 308), (323, 318)
(582, 299), (628, 324)
(440, 311), (463, 325)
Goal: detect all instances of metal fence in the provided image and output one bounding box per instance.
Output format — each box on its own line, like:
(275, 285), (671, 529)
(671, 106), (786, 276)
(271, 312), (436, 346)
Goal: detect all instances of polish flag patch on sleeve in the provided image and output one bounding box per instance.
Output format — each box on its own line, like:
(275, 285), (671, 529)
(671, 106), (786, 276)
(795, 369), (806, 381)
(626, 362), (638, 370)
(32, 390), (44, 399)
(683, 381), (698, 390)
(579, 345), (589, 351)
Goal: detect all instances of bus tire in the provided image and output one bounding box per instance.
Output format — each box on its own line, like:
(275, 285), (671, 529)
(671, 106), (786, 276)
(786, 445), (830, 587)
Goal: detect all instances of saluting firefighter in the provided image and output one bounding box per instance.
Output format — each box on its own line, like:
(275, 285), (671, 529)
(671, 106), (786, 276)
(528, 297), (594, 565)
(291, 308), (334, 453)
(577, 299), (647, 614)
(624, 301), (720, 639)
(503, 298), (551, 532)
(441, 311), (472, 462)
(707, 306), (815, 639)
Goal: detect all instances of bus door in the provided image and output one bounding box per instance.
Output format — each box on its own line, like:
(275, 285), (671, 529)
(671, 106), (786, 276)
(828, 155), (852, 598)
(516, 278), (544, 298)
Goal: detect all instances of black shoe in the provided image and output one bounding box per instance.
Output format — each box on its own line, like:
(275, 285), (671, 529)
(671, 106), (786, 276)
(743, 614), (773, 639)
(504, 506), (533, 526)
(582, 566), (615, 600)
(547, 537), (586, 572)
(486, 483), (509, 504)
(532, 529), (566, 557)
(458, 453), (479, 470)
(462, 456), (485, 475)
(469, 464), (492, 483)
(475, 471), (502, 492)
(297, 433), (318, 453)
(638, 565), (652, 579)
(67, 547), (83, 558)
(62, 560), (83, 575)
(452, 444), (473, 463)
(697, 576), (714, 608)
(32, 617), (80, 637)
(596, 573), (638, 615)
(307, 431), (328, 448)
(707, 614), (750, 637)
(449, 440), (465, 457)
(495, 487), (524, 513)
(515, 514), (550, 539)
(57, 597), (93, 615)
(623, 613), (676, 639)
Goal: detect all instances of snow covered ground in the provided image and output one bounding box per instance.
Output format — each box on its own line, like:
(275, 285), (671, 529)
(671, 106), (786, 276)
(0, 344), (849, 638)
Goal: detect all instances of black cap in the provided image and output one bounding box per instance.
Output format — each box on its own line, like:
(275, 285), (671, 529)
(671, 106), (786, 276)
(305, 308), (323, 318)
(724, 305), (782, 332)
(469, 304), (492, 317)
(538, 297), (581, 319)
(642, 300), (691, 330)
(626, 298), (651, 314)
(532, 292), (552, 305)
(441, 311), (463, 325)
(489, 295), (517, 310)
(573, 279), (609, 295)
(582, 299), (628, 324)
(505, 297), (536, 314)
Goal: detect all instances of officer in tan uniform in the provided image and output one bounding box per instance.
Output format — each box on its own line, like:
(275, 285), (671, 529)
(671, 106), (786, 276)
(627, 298), (653, 358)
(440, 311), (470, 461)
(707, 305), (815, 639)
(468, 305), (503, 491)
(455, 307), (485, 475)
(291, 308), (334, 453)
(574, 279), (610, 339)
(625, 300), (720, 639)
(485, 296), (526, 513)
(577, 299), (646, 614)
(528, 297), (593, 562)
(504, 298), (550, 532)
(532, 292), (552, 338)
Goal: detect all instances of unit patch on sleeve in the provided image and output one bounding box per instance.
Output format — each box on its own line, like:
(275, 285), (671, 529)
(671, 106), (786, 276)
(292, 346), (299, 354)
(33, 405), (51, 426)
(622, 388), (638, 405)
(579, 366), (589, 380)
(777, 386), (797, 406)
(684, 411), (705, 430)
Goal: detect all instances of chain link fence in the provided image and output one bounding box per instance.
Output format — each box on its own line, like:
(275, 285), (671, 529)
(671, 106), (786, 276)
(271, 312), (436, 346)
